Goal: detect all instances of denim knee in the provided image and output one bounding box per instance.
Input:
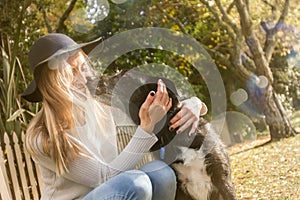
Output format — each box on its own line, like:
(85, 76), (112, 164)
(140, 160), (176, 200)
(83, 170), (152, 200)
(124, 170), (152, 200)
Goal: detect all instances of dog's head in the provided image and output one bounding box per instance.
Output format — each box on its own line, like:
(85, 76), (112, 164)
(128, 78), (201, 155)
(128, 79), (183, 152)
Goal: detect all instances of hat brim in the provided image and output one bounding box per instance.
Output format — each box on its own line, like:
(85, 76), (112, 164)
(32, 37), (102, 69)
(21, 37), (101, 102)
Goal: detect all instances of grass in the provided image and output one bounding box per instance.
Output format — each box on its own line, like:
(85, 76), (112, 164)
(228, 134), (300, 200)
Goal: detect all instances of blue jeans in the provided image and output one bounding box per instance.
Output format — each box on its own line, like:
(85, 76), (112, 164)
(83, 160), (176, 200)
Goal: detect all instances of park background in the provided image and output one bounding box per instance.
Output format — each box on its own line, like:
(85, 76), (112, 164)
(0, 0), (299, 199)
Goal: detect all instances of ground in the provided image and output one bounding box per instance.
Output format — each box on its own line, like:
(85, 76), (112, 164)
(228, 134), (300, 200)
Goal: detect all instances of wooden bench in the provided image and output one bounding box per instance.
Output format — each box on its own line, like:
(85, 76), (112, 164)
(0, 126), (154, 200)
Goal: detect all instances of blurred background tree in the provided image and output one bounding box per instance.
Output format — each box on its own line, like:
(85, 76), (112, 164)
(0, 0), (299, 142)
(143, 0), (300, 140)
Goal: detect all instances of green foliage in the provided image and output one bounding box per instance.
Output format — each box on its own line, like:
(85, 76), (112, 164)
(1, 0), (299, 138)
(0, 0), (44, 136)
(0, 39), (34, 135)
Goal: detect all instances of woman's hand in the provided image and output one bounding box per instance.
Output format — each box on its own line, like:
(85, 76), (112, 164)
(169, 97), (207, 135)
(139, 79), (172, 133)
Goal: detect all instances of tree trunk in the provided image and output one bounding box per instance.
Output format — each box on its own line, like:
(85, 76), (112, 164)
(233, 0), (296, 140)
(248, 82), (296, 140)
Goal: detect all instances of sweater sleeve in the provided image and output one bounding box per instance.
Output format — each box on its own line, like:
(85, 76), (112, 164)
(33, 126), (157, 188)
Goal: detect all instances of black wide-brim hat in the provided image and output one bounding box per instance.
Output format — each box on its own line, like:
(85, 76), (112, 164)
(21, 33), (101, 102)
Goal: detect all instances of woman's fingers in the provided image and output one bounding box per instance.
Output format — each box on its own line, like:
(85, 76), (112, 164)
(139, 91), (157, 133)
(160, 83), (170, 105)
(169, 112), (190, 130)
(140, 79), (174, 133)
(176, 117), (196, 135)
(140, 91), (155, 110)
(154, 79), (164, 101)
(169, 106), (199, 135)
(139, 91), (155, 119)
(168, 97), (208, 135)
(155, 79), (169, 105)
(169, 109), (182, 125)
(166, 98), (172, 110)
(188, 121), (199, 136)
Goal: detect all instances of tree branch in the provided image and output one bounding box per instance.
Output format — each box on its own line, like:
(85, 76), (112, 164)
(235, 0), (273, 82)
(230, 38), (254, 82)
(203, 46), (231, 67)
(200, 0), (251, 82)
(240, 52), (257, 72)
(42, 9), (52, 33)
(263, 0), (289, 62)
(204, 42), (253, 83)
(276, 0), (289, 29)
(262, 0), (277, 16)
(215, 0), (240, 35)
(199, 0), (237, 41)
(245, 0), (250, 13)
(56, 0), (77, 33)
(226, 0), (235, 14)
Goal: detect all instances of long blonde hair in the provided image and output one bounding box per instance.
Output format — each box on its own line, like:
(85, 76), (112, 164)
(26, 52), (89, 175)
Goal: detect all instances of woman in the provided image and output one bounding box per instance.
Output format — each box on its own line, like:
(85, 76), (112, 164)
(22, 33), (206, 200)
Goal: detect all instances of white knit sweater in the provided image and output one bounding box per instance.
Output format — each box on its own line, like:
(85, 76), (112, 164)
(31, 100), (158, 200)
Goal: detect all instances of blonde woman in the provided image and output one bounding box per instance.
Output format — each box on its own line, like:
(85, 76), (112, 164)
(22, 33), (206, 200)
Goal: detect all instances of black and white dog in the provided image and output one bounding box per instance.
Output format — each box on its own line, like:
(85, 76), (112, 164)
(94, 70), (237, 200)
(123, 73), (236, 200)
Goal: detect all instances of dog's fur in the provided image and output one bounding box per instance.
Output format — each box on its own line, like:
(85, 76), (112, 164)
(127, 77), (237, 200)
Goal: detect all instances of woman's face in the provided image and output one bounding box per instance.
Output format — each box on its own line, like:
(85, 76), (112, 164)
(68, 51), (93, 97)
(68, 51), (93, 91)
